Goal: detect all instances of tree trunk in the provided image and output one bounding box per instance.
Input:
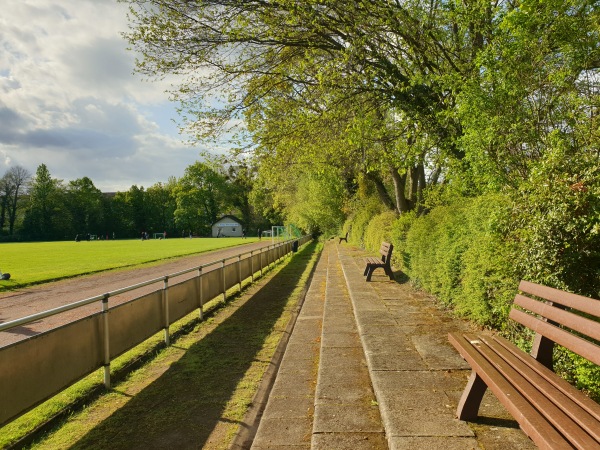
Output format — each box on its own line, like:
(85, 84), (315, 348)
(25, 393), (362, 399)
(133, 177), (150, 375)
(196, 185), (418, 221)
(365, 172), (395, 211)
(8, 189), (20, 235)
(390, 168), (410, 214)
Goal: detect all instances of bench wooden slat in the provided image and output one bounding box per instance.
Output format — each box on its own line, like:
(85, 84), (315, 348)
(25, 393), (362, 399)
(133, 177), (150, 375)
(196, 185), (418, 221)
(519, 280), (600, 316)
(509, 308), (600, 366)
(490, 336), (600, 434)
(475, 336), (600, 450)
(483, 336), (600, 445)
(494, 335), (600, 423)
(451, 281), (600, 449)
(514, 294), (600, 342)
(449, 333), (575, 450)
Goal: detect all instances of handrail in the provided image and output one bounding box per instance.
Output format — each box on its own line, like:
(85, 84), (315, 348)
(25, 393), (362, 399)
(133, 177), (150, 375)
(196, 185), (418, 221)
(0, 240), (295, 333)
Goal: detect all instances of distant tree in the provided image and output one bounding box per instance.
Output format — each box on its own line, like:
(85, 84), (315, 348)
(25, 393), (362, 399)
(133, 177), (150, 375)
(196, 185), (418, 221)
(110, 191), (137, 238)
(0, 166), (31, 235)
(286, 168), (346, 236)
(146, 180), (177, 236)
(174, 162), (230, 235)
(65, 177), (104, 236)
(225, 164), (253, 227)
(127, 185), (149, 236)
(22, 164), (68, 240)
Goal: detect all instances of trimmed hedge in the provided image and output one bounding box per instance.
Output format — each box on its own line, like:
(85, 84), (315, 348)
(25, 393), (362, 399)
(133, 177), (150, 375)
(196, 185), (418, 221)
(391, 194), (517, 328)
(350, 183), (600, 400)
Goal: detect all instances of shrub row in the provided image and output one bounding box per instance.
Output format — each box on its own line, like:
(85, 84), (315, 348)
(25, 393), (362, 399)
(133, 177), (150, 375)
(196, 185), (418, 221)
(343, 179), (600, 399)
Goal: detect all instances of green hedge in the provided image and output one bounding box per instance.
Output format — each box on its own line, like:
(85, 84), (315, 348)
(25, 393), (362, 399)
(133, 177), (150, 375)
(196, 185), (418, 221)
(342, 196), (386, 248)
(350, 179), (600, 399)
(391, 194), (517, 328)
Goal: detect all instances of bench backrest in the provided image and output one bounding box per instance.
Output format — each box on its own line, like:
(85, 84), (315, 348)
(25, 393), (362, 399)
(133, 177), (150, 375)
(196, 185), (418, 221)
(509, 280), (600, 368)
(379, 242), (393, 263)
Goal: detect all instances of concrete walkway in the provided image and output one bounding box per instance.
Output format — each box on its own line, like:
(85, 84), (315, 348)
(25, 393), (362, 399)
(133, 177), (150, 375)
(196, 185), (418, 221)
(250, 241), (536, 449)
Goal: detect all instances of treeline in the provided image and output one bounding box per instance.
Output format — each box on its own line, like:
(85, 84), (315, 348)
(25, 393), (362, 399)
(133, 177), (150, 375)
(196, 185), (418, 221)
(0, 161), (280, 242)
(124, 1), (600, 397)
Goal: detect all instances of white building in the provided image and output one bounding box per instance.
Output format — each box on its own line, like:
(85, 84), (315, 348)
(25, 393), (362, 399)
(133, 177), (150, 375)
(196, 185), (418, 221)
(211, 215), (244, 237)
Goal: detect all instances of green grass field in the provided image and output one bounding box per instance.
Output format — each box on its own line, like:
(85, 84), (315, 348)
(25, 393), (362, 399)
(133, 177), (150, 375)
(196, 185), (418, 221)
(0, 237), (258, 289)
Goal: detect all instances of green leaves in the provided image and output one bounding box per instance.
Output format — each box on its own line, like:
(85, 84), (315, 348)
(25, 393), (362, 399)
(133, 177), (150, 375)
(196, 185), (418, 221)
(173, 162), (231, 234)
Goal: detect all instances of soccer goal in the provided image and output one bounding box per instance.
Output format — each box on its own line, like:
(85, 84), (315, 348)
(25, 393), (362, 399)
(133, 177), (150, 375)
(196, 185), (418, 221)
(270, 225), (301, 243)
(153, 232), (165, 239)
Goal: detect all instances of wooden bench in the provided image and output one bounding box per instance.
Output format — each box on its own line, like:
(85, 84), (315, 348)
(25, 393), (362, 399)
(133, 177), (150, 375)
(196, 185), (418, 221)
(449, 280), (600, 450)
(363, 242), (394, 281)
(338, 231), (348, 244)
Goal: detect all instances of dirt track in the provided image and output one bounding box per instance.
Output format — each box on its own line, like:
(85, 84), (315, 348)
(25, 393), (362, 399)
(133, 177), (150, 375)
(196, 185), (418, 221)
(0, 241), (274, 347)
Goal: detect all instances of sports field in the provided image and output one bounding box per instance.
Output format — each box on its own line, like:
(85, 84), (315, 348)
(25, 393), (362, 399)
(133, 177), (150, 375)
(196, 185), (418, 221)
(0, 237), (258, 288)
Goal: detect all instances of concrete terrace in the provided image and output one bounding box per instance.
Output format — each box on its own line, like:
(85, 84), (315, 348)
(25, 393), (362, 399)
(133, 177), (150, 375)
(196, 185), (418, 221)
(240, 240), (537, 450)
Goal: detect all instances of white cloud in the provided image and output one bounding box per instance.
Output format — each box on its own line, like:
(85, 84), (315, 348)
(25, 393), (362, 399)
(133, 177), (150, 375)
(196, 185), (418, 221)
(0, 0), (209, 191)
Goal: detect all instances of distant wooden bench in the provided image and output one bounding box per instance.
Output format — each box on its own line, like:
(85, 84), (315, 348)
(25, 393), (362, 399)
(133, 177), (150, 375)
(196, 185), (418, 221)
(363, 242), (394, 281)
(338, 231), (348, 244)
(449, 280), (600, 450)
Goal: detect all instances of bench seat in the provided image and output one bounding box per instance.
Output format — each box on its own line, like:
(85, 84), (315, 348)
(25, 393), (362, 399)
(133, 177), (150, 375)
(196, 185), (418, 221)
(449, 281), (600, 450)
(363, 242), (394, 281)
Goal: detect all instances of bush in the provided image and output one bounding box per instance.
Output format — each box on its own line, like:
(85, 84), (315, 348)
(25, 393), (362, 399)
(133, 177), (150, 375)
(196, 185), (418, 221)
(388, 161), (600, 398)
(363, 210), (398, 251)
(343, 196), (385, 248)
(390, 210), (417, 271)
(395, 193), (516, 326)
(507, 148), (600, 298)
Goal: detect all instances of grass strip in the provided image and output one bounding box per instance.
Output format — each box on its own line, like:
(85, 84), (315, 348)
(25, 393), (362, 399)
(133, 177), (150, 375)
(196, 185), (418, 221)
(10, 240), (320, 450)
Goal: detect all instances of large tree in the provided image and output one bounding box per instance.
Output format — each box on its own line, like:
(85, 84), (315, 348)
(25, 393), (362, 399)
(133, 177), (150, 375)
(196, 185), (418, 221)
(145, 180), (178, 235)
(122, 0), (496, 152)
(173, 162), (231, 235)
(65, 177), (104, 236)
(22, 164), (68, 240)
(123, 0), (600, 231)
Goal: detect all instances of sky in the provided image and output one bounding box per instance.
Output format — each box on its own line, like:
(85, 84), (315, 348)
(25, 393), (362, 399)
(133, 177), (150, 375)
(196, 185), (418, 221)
(0, 0), (218, 192)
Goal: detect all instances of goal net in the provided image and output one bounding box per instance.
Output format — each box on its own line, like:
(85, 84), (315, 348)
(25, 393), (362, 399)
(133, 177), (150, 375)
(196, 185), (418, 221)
(271, 225), (302, 243)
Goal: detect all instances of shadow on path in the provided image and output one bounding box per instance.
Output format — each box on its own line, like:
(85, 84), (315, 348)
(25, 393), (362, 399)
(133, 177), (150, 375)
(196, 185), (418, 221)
(66, 242), (318, 450)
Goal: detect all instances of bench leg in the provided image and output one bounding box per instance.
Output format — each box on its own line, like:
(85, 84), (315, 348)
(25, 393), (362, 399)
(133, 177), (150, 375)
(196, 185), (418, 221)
(364, 265), (370, 276)
(456, 371), (488, 421)
(531, 334), (555, 370)
(384, 266), (394, 280)
(366, 266), (375, 281)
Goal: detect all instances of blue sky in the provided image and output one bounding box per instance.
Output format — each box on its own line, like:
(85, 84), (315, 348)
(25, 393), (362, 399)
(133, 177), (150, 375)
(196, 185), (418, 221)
(0, 0), (215, 192)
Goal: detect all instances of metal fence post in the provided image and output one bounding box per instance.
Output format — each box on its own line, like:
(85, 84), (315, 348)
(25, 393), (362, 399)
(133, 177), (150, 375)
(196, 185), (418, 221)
(222, 260), (226, 303)
(101, 293), (111, 389)
(198, 267), (203, 320)
(238, 255), (242, 292)
(163, 276), (170, 346)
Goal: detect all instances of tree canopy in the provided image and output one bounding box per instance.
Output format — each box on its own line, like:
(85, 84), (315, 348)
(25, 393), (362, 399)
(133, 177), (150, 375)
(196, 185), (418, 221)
(122, 0), (600, 229)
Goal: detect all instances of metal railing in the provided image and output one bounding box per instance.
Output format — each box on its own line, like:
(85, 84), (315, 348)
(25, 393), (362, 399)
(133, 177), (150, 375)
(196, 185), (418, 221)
(0, 236), (311, 427)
